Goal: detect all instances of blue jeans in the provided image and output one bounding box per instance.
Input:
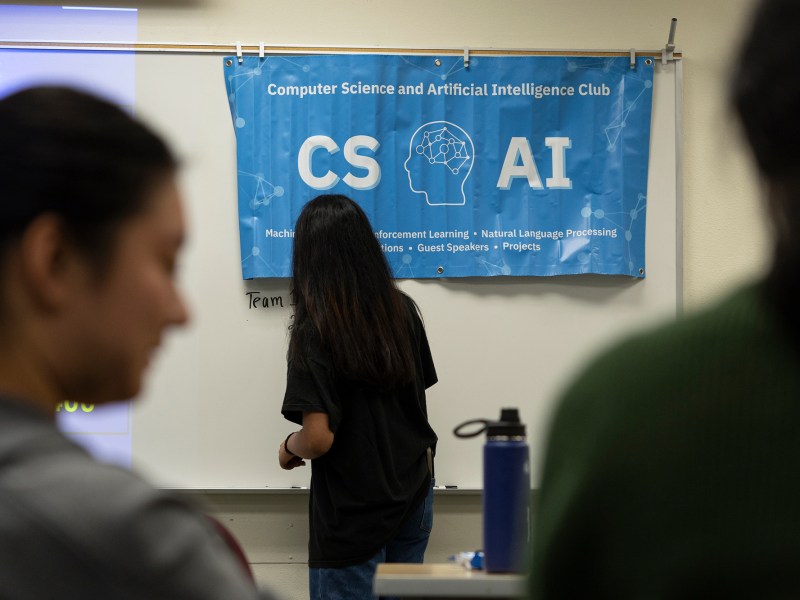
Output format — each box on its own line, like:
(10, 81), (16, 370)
(309, 479), (434, 600)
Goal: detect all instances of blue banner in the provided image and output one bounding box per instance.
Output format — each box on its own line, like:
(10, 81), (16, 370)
(224, 54), (654, 279)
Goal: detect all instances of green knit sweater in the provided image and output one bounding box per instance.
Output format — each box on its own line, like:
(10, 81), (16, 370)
(529, 282), (800, 599)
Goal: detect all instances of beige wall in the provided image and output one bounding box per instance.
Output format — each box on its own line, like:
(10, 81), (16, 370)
(6, 0), (770, 598)
(155, 2), (764, 597)
(134, 0), (770, 308)
(15, 0), (771, 309)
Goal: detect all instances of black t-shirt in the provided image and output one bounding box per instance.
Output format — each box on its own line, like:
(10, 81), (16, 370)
(281, 295), (438, 567)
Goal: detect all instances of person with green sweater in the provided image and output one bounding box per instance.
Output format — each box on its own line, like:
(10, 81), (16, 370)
(529, 1), (800, 597)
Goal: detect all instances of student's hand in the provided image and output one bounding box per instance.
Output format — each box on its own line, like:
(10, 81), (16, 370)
(278, 441), (306, 470)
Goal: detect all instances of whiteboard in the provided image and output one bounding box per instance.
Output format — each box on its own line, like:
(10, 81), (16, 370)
(131, 53), (679, 490)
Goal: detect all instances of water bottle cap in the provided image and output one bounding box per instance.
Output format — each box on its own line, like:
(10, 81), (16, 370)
(486, 407), (526, 437)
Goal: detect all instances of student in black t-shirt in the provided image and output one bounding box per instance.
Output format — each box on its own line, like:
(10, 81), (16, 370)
(279, 194), (438, 600)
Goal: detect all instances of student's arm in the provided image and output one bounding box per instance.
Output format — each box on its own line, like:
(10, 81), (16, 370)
(278, 411), (334, 469)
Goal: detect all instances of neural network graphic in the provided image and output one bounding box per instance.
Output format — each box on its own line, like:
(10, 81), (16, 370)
(405, 120), (475, 206)
(416, 126), (471, 174)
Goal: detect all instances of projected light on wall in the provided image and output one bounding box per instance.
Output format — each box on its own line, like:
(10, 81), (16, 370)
(0, 5), (137, 468)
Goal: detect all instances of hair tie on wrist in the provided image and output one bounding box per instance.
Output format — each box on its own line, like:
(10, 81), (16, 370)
(284, 432), (298, 457)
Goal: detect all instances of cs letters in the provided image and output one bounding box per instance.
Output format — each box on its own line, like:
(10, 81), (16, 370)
(298, 135), (381, 191)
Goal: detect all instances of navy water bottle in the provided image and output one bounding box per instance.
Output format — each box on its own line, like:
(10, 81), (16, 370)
(454, 408), (530, 573)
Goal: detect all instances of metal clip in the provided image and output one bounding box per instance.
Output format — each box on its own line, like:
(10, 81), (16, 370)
(662, 18), (677, 65)
(236, 40), (243, 64)
(259, 41), (265, 59)
(464, 47), (470, 69)
(630, 48), (636, 70)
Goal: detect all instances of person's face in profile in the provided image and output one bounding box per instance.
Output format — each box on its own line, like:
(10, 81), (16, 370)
(66, 176), (190, 403)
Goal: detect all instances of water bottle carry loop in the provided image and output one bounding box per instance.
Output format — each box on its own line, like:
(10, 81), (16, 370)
(452, 419), (490, 438)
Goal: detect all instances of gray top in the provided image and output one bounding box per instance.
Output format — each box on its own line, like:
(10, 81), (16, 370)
(0, 396), (274, 599)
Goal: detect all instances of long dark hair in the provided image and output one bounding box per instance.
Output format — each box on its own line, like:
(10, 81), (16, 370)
(288, 194), (416, 386)
(0, 86), (177, 272)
